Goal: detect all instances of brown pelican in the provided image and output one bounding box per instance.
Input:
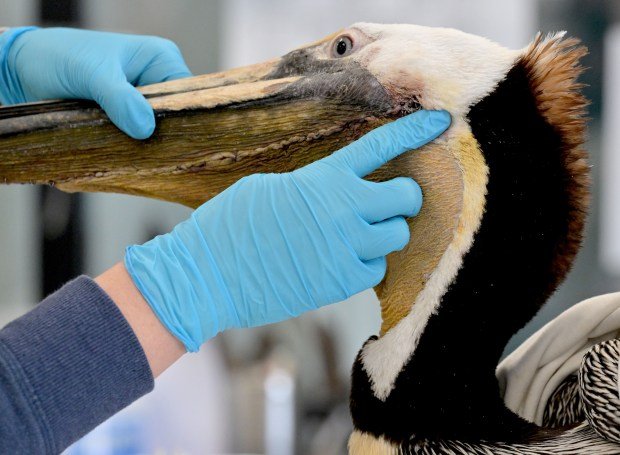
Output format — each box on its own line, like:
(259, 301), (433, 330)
(0, 23), (618, 453)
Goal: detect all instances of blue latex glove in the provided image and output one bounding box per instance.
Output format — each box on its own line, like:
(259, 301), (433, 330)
(0, 27), (192, 139)
(125, 110), (451, 352)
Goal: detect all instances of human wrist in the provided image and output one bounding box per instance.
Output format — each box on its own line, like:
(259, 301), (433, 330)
(0, 26), (38, 104)
(95, 262), (185, 377)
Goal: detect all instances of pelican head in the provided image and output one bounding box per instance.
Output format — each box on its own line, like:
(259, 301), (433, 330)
(0, 23), (607, 452)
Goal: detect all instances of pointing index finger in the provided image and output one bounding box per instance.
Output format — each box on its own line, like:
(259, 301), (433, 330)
(327, 110), (451, 177)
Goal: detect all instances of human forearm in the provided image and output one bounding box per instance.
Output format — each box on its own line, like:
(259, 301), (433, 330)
(95, 262), (185, 377)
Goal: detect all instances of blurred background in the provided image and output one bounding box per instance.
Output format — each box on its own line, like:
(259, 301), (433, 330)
(0, 0), (618, 453)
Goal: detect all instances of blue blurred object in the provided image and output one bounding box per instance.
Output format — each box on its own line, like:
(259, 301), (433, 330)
(125, 110), (451, 352)
(64, 345), (231, 455)
(0, 27), (192, 139)
(64, 409), (149, 455)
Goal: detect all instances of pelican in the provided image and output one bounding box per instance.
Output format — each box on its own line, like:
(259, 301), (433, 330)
(0, 23), (618, 453)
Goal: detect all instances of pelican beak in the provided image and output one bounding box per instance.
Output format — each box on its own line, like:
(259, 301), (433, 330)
(0, 49), (397, 208)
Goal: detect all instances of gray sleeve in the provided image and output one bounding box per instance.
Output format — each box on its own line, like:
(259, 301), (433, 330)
(0, 276), (154, 454)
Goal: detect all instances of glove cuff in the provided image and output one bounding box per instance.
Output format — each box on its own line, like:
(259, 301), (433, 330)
(124, 218), (240, 352)
(0, 26), (38, 105)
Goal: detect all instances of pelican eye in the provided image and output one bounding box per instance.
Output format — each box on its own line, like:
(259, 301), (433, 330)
(332, 36), (354, 58)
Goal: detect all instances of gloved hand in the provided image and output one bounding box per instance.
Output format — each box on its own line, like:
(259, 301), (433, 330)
(0, 27), (192, 139)
(125, 110), (451, 352)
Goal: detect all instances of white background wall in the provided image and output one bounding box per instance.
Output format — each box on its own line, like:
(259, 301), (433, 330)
(221, 0), (537, 69)
(601, 24), (620, 274)
(0, 0), (38, 324)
